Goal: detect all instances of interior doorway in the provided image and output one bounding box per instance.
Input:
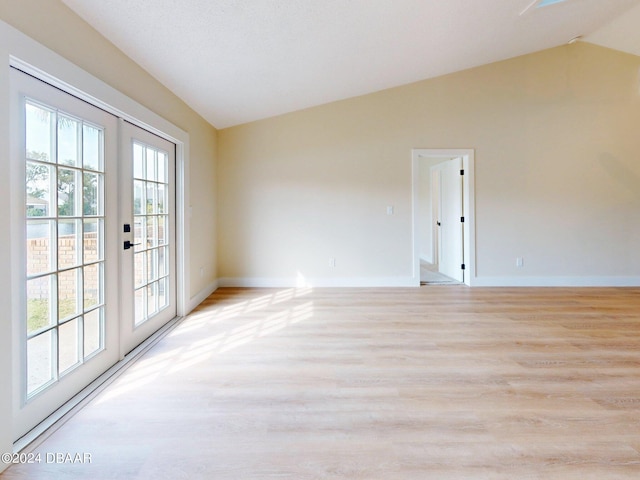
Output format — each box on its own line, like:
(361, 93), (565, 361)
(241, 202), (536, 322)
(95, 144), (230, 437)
(411, 149), (475, 286)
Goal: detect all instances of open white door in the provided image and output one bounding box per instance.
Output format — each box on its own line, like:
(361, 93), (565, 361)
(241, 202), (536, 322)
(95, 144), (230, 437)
(412, 149), (474, 286)
(438, 157), (464, 282)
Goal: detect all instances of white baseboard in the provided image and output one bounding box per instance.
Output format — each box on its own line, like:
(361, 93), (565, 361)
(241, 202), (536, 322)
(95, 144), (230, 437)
(215, 275), (640, 290)
(470, 276), (640, 287)
(217, 276), (417, 288)
(187, 279), (219, 312)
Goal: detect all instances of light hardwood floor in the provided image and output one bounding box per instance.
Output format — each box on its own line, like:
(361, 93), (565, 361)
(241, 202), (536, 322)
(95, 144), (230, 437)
(3, 286), (640, 479)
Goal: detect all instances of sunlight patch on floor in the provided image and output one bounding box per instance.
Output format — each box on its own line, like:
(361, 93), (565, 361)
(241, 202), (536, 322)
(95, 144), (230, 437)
(95, 288), (314, 403)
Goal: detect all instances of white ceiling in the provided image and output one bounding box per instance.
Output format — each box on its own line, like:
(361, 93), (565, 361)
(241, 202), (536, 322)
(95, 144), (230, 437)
(584, 1), (640, 57)
(61, 0), (640, 129)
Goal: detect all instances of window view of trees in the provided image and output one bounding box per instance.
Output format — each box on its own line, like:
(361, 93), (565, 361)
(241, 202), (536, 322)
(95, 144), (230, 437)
(26, 150), (98, 218)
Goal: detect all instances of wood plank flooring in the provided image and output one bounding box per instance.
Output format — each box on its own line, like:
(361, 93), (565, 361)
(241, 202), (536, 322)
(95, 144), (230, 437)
(3, 286), (640, 479)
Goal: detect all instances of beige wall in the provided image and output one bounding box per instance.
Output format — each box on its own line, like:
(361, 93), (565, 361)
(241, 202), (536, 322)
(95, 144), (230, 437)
(218, 43), (640, 285)
(0, 0), (218, 298)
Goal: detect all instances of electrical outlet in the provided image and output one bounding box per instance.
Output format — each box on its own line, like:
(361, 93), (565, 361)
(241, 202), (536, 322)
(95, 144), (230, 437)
(516, 257), (524, 268)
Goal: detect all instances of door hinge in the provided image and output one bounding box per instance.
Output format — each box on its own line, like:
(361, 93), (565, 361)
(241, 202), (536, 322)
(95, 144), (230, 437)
(460, 216), (465, 223)
(460, 169), (464, 175)
(461, 264), (466, 270)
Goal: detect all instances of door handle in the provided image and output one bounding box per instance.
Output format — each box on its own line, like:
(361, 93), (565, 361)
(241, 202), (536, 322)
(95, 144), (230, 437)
(437, 221), (441, 226)
(123, 241), (141, 250)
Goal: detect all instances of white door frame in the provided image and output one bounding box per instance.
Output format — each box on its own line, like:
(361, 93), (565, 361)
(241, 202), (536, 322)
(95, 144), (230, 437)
(411, 149), (475, 286)
(1, 20), (191, 457)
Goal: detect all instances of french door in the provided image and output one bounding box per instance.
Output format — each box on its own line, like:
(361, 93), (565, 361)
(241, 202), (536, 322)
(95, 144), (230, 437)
(119, 122), (176, 355)
(11, 69), (177, 439)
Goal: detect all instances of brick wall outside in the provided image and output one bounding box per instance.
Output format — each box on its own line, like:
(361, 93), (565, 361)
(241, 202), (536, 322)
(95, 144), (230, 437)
(27, 223), (165, 305)
(27, 233), (99, 303)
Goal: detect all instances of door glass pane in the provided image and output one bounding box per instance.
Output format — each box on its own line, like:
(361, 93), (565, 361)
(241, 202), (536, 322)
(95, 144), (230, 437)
(134, 252), (145, 288)
(83, 219), (102, 263)
(134, 217), (145, 252)
(157, 216), (166, 245)
(84, 308), (103, 359)
(83, 172), (100, 216)
(24, 98), (107, 398)
(58, 268), (81, 321)
(82, 124), (103, 171)
(26, 103), (54, 163)
(157, 184), (166, 214)
(157, 152), (167, 183)
(58, 219), (81, 269)
(84, 263), (101, 310)
(133, 143), (144, 178)
(147, 282), (158, 317)
(58, 115), (80, 167)
(147, 216), (157, 247)
(134, 180), (145, 215)
(146, 147), (156, 181)
(27, 330), (56, 394)
(158, 247), (166, 278)
(27, 275), (55, 334)
(146, 183), (155, 215)
(158, 278), (168, 310)
(134, 288), (145, 325)
(147, 249), (156, 282)
(59, 318), (80, 374)
(27, 220), (55, 276)
(26, 162), (54, 218)
(57, 167), (79, 217)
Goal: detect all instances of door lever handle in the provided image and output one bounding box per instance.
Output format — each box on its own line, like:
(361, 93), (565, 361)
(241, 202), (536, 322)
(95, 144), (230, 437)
(123, 241), (141, 250)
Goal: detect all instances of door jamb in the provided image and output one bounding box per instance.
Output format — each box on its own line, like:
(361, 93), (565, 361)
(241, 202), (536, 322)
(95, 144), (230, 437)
(411, 149), (475, 286)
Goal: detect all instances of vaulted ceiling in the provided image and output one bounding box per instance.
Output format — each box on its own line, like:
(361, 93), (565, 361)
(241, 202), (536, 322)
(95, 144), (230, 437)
(61, 0), (640, 129)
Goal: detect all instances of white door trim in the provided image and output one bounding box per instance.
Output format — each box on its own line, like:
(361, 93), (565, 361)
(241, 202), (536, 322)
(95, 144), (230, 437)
(411, 149), (476, 286)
